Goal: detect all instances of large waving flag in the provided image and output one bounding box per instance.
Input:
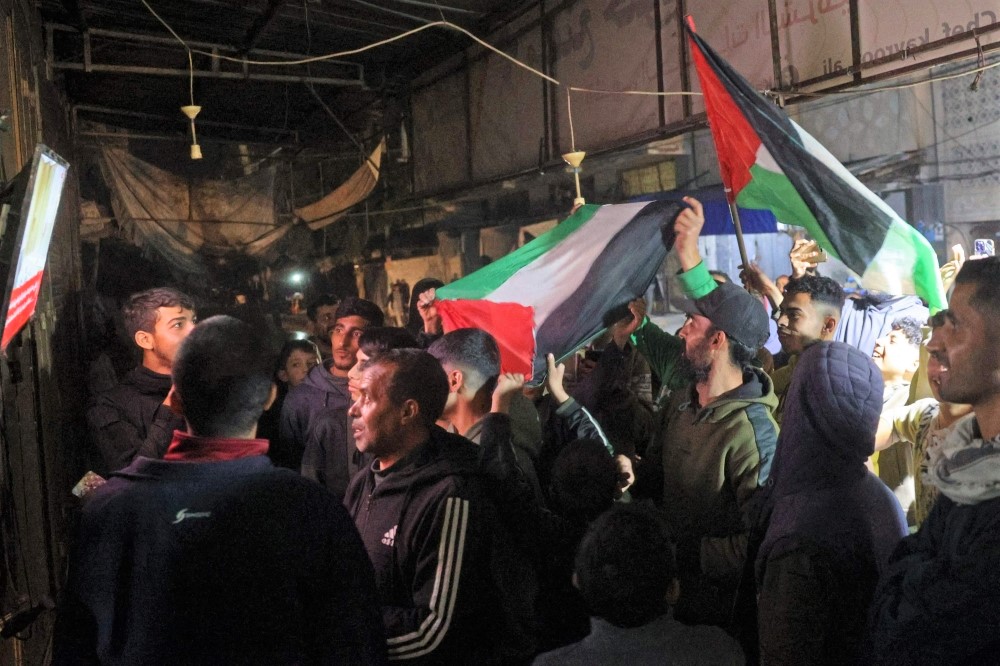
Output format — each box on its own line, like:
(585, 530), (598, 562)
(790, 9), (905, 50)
(435, 201), (683, 381)
(685, 19), (946, 312)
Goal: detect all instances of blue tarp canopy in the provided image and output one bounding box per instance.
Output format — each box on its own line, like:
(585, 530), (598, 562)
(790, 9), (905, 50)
(629, 187), (778, 236)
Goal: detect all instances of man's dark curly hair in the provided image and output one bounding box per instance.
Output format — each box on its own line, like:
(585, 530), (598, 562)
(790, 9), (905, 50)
(123, 287), (195, 339)
(783, 275), (845, 313)
(891, 316), (923, 347)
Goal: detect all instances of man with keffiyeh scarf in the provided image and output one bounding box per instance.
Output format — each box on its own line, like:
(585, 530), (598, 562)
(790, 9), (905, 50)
(868, 256), (1000, 665)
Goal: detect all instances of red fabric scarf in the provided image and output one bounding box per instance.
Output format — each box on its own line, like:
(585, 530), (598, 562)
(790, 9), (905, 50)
(163, 431), (269, 462)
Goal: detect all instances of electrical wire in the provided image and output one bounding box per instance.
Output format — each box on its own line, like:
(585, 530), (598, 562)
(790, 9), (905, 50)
(300, 0), (377, 172)
(566, 89), (576, 152)
(134, 3), (996, 103)
(138, 0), (195, 106)
(568, 85), (700, 97)
(771, 57), (1000, 98)
(133, 0), (999, 184)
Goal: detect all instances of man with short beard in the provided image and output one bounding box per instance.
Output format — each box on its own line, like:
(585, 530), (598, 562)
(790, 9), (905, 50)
(868, 256), (1000, 664)
(279, 297), (383, 480)
(623, 197), (778, 631)
(873, 311), (972, 527)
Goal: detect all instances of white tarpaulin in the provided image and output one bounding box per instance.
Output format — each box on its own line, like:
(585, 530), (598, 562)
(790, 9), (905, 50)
(294, 138), (385, 230)
(98, 146), (289, 273)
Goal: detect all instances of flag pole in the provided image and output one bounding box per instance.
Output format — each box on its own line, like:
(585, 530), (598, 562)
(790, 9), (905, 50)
(726, 189), (751, 269)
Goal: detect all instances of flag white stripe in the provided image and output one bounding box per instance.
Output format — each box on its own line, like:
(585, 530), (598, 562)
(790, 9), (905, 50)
(483, 202), (650, 330)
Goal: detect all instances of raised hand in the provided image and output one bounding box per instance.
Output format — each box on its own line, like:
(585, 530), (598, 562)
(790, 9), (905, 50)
(611, 298), (647, 349)
(544, 353), (570, 405)
(789, 239), (824, 278)
(491, 372), (526, 414)
(417, 287), (442, 335)
(739, 261), (783, 309)
(940, 245), (965, 291)
(675, 196), (706, 270)
(616, 454), (635, 496)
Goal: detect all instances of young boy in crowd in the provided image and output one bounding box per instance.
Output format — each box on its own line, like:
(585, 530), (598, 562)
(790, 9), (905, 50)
(258, 339), (321, 467)
(533, 504), (744, 665)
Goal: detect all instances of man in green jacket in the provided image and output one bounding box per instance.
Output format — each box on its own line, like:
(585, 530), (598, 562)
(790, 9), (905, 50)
(621, 196), (778, 629)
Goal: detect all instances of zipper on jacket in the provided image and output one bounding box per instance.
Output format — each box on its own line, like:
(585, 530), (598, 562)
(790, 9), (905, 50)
(359, 488), (376, 541)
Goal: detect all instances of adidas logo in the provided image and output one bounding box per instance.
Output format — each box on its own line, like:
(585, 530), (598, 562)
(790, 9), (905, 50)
(381, 525), (397, 547)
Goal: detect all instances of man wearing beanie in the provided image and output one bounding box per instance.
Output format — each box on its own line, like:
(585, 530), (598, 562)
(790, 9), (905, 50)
(622, 197), (778, 635)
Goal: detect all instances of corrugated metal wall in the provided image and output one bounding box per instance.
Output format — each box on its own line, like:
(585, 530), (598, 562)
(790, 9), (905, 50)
(1, 1), (85, 663)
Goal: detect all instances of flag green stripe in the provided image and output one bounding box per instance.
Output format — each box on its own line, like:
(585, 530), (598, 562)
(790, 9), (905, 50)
(739, 164), (945, 311)
(436, 204), (599, 301)
(862, 219), (946, 312)
(736, 164), (840, 262)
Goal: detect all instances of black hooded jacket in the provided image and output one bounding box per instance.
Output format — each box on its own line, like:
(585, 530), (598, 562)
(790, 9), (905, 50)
(86, 366), (186, 473)
(754, 342), (907, 666)
(344, 426), (531, 664)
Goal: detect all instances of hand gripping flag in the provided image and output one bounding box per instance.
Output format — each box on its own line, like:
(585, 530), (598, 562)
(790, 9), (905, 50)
(685, 18), (946, 312)
(435, 201), (683, 381)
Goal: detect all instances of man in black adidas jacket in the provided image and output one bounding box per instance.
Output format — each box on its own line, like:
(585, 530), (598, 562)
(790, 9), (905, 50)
(344, 349), (517, 664)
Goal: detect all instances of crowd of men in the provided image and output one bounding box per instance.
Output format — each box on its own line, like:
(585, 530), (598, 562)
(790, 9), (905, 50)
(57, 196), (1000, 665)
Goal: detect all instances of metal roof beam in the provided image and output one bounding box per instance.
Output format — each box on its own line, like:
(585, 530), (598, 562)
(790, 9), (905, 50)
(46, 23), (366, 87)
(58, 0), (88, 31)
(241, 0), (287, 56)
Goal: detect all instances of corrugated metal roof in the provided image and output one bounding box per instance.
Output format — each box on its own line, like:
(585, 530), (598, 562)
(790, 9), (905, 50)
(39, 0), (522, 145)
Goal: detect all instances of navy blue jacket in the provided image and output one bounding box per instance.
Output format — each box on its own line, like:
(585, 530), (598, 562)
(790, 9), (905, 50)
(54, 455), (386, 665)
(755, 342), (906, 666)
(868, 478), (1000, 664)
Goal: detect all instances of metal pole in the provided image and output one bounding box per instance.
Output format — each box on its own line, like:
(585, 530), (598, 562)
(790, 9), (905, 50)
(726, 194), (751, 270)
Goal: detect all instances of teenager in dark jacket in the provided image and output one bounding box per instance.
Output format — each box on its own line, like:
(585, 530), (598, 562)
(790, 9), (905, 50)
(258, 338), (321, 467)
(428, 328), (544, 496)
(280, 297), (383, 484)
(754, 342), (906, 666)
(344, 349), (527, 664)
(86, 287), (195, 473)
(56, 316), (386, 665)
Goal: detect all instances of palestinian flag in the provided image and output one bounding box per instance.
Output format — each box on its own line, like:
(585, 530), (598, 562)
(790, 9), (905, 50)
(685, 18), (946, 311)
(435, 201), (683, 381)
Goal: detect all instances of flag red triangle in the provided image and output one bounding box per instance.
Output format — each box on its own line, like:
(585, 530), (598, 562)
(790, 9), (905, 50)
(686, 16), (761, 203)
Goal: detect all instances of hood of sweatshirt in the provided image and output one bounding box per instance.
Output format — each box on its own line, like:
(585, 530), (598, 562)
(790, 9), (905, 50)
(301, 359), (350, 403)
(684, 366), (779, 424)
(769, 341), (883, 497)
